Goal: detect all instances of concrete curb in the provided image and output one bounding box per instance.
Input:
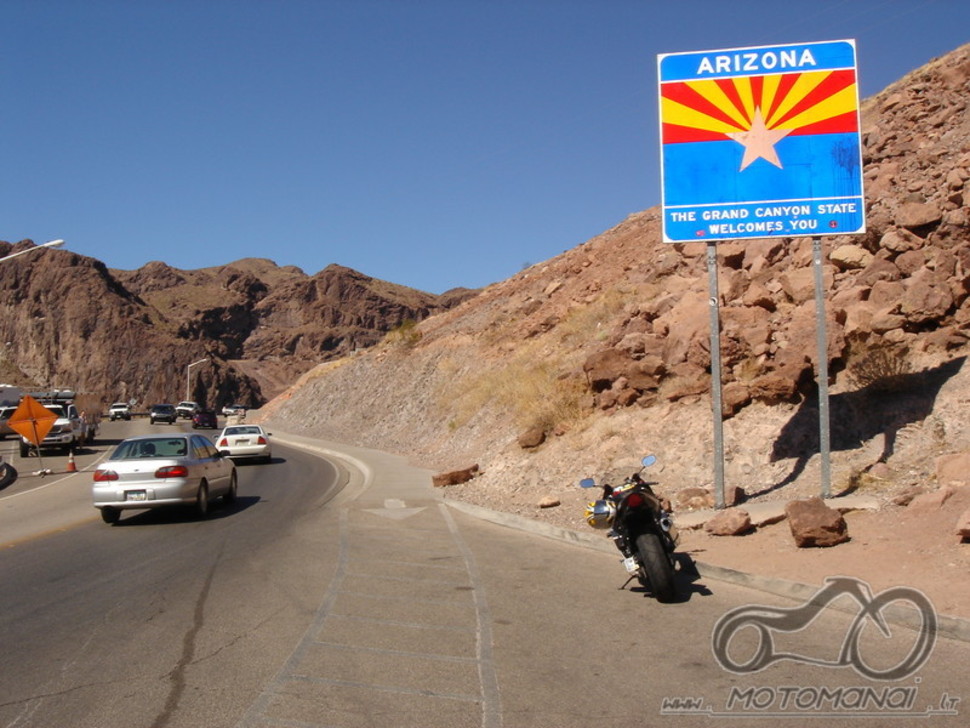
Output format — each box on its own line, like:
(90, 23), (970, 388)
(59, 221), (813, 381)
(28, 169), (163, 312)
(271, 429), (970, 645)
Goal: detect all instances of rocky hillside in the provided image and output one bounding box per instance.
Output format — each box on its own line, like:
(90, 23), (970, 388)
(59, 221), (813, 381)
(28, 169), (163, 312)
(259, 43), (970, 528)
(0, 250), (472, 410)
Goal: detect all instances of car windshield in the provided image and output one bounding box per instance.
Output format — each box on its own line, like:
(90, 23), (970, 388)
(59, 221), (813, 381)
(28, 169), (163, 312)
(153, 405), (174, 412)
(112, 438), (188, 460)
(225, 426), (261, 436)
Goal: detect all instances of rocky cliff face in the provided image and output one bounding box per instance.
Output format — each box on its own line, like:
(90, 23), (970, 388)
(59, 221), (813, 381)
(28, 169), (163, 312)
(0, 250), (472, 411)
(258, 43), (970, 525)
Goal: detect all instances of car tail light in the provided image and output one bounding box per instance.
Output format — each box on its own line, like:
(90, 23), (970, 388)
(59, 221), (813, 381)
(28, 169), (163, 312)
(257, 436), (267, 445)
(218, 438), (228, 447)
(625, 492), (645, 509)
(93, 469), (118, 482)
(155, 465), (189, 478)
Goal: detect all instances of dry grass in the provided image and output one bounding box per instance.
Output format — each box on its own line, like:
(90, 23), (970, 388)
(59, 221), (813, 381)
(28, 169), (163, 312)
(441, 348), (589, 433)
(556, 287), (632, 346)
(299, 358), (351, 383)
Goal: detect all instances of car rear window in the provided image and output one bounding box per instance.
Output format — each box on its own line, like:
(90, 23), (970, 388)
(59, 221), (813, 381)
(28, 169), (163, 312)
(112, 438), (189, 460)
(226, 426), (261, 436)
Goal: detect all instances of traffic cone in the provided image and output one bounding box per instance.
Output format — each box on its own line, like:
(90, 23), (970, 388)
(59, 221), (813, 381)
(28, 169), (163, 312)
(66, 450), (77, 473)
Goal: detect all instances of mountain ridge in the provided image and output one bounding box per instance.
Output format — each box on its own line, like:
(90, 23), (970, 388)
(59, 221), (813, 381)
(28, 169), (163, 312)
(0, 247), (474, 407)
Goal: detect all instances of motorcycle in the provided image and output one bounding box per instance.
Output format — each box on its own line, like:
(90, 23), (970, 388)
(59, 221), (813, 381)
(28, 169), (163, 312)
(580, 455), (679, 602)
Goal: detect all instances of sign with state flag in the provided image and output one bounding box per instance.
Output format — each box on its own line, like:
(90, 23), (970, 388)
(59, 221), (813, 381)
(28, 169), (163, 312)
(658, 39), (865, 242)
(7, 395), (58, 446)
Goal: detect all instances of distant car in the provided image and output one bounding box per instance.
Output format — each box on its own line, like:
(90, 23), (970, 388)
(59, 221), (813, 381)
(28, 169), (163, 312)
(175, 401), (200, 419)
(0, 406), (16, 439)
(92, 433), (237, 524)
(192, 410), (218, 429)
(108, 402), (132, 421)
(149, 404), (178, 425)
(216, 424), (272, 463)
(222, 403), (247, 417)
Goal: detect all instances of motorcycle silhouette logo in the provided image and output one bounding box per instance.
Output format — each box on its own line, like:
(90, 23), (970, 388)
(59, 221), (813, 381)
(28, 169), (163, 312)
(712, 576), (937, 681)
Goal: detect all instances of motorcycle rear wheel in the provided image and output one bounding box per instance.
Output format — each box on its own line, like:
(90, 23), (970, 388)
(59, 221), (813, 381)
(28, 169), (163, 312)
(636, 532), (677, 603)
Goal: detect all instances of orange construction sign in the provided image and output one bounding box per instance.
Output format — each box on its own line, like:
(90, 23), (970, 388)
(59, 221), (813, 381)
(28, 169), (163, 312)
(7, 395), (58, 446)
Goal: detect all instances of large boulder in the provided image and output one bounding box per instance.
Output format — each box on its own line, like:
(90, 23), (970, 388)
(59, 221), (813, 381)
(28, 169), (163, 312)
(785, 497), (850, 547)
(936, 453), (970, 487)
(704, 508), (753, 536)
(433, 464), (480, 487)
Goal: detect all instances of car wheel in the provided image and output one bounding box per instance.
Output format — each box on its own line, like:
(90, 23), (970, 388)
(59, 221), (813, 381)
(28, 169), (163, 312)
(100, 507), (120, 525)
(223, 472), (238, 504)
(196, 483), (209, 519)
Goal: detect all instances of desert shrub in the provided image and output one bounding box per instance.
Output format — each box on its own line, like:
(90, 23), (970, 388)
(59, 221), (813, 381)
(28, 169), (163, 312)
(845, 343), (913, 392)
(383, 319), (422, 349)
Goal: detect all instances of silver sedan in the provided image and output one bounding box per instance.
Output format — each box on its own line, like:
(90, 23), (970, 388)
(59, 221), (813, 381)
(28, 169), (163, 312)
(215, 424), (272, 464)
(92, 434), (237, 524)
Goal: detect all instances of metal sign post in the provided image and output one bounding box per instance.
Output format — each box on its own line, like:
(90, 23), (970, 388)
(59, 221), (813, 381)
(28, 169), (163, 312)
(707, 243), (726, 509)
(658, 40), (865, 502)
(814, 236), (832, 498)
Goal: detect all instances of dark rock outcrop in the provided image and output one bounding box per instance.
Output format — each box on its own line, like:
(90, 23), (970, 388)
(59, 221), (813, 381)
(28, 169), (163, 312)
(0, 248), (475, 410)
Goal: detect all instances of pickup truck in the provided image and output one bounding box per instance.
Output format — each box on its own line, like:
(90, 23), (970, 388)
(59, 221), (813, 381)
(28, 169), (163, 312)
(175, 401), (200, 419)
(17, 392), (100, 457)
(0, 405), (17, 439)
(108, 402), (132, 421)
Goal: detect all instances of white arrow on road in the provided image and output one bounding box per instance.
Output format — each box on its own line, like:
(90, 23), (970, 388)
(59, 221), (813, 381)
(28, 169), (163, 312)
(363, 498), (427, 520)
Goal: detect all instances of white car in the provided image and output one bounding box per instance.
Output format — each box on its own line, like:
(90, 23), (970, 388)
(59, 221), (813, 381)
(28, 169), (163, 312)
(221, 403), (247, 417)
(92, 433), (237, 524)
(108, 402), (132, 421)
(216, 424), (272, 463)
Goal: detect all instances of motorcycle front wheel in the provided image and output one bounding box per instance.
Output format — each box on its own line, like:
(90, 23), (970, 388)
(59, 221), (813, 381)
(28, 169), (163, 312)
(636, 532), (677, 603)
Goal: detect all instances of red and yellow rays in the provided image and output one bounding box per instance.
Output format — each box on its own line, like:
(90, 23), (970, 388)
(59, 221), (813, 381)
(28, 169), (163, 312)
(661, 69), (858, 144)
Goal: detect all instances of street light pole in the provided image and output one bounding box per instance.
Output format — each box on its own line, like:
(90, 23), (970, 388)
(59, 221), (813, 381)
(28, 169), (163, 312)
(185, 358), (209, 401)
(0, 239), (65, 264)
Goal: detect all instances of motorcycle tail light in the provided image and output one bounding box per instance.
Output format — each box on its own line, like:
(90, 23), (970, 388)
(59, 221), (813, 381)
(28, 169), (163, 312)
(625, 492), (645, 508)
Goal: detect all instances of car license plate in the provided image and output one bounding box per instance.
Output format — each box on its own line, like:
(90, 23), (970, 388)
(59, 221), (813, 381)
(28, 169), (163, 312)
(235, 438), (250, 445)
(127, 491), (147, 501)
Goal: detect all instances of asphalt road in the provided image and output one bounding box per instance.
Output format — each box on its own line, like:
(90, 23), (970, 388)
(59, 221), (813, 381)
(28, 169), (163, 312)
(0, 422), (967, 727)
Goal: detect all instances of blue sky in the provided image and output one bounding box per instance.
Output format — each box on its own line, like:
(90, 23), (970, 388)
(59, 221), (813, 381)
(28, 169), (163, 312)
(3, 0), (968, 294)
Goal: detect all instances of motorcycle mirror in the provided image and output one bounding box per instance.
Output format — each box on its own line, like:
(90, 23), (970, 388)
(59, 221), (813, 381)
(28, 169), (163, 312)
(641, 455), (657, 468)
(579, 478), (596, 488)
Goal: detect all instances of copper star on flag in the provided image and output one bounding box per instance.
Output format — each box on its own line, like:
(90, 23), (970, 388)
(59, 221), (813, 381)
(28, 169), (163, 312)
(726, 107), (792, 171)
